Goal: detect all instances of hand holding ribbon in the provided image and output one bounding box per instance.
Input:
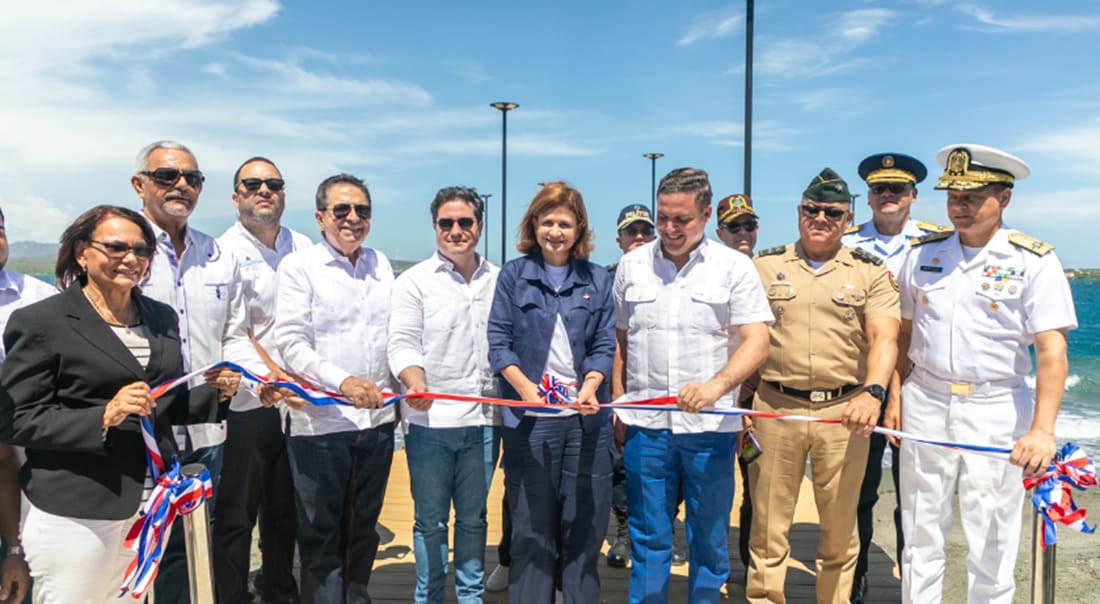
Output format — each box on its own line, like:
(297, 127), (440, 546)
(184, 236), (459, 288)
(1022, 442), (1097, 549)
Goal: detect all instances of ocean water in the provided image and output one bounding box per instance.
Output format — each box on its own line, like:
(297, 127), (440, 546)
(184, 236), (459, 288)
(27, 274), (1100, 454)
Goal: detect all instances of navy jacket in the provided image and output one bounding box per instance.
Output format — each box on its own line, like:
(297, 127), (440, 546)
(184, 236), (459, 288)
(487, 254), (616, 429)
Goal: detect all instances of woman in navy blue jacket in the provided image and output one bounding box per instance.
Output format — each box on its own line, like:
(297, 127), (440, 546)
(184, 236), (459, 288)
(487, 182), (616, 604)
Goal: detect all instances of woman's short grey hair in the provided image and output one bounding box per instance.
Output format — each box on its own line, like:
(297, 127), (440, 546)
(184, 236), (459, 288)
(135, 140), (197, 172)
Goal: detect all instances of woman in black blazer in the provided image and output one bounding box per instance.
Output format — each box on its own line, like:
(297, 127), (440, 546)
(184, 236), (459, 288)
(0, 205), (238, 602)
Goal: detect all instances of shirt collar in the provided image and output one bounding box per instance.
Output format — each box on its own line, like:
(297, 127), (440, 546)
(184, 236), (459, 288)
(431, 250), (491, 278)
(518, 254), (591, 289)
(654, 235), (711, 265)
(319, 234), (368, 269)
(233, 221), (292, 254)
(0, 268), (17, 293)
(146, 216), (195, 252)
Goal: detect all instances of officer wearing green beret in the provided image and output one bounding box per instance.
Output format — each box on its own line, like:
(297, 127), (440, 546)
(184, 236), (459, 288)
(748, 168), (900, 604)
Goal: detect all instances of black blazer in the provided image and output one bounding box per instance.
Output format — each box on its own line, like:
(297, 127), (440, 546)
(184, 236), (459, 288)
(0, 282), (220, 520)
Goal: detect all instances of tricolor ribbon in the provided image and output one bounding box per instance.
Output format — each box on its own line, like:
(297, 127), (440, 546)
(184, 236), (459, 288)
(538, 374), (575, 405)
(1023, 443), (1097, 549)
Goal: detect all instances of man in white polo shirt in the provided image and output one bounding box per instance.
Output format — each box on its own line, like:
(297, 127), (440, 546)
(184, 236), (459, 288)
(274, 173), (395, 604)
(388, 186), (499, 604)
(613, 167), (772, 603)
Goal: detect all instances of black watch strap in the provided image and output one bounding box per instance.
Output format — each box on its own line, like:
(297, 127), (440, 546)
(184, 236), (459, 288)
(862, 384), (887, 404)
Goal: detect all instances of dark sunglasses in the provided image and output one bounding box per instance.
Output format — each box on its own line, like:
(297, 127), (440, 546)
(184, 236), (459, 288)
(239, 178), (285, 192)
(800, 204), (848, 221)
(622, 225), (654, 237)
(720, 220), (758, 234)
(140, 168), (205, 188)
(870, 183), (910, 195)
(328, 203), (371, 220)
(437, 217), (476, 230)
(88, 239), (155, 259)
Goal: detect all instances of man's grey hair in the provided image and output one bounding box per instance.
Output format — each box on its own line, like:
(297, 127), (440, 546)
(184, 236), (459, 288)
(135, 140), (197, 173)
(657, 167), (712, 211)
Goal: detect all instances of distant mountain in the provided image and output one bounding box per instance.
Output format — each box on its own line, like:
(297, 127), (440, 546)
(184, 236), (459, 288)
(9, 240), (58, 258)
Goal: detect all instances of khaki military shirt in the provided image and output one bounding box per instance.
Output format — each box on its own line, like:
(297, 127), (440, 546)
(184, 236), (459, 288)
(754, 242), (899, 391)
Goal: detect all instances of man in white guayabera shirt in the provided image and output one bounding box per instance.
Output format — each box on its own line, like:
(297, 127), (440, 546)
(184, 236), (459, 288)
(213, 156), (313, 604)
(274, 173), (395, 604)
(129, 140), (250, 604)
(388, 186), (500, 604)
(612, 167), (772, 603)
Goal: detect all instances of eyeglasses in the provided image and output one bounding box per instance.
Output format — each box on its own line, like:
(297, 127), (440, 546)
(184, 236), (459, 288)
(621, 225), (654, 237)
(720, 220), (758, 234)
(870, 183), (910, 195)
(140, 168), (205, 188)
(328, 203), (371, 220)
(88, 240), (155, 259)
(437, 217), (476, 231)
(799, 204), (848, 221)
(239, 178), (285, 192)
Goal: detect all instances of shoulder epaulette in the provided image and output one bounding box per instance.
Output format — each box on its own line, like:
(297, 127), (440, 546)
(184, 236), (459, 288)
(844, 224), (861, 234)
(1008, 231), (1054, 256)
(916, 221), (953, 234)
(850, 247), (883, 266)
(910, 231), (952, 247)
(756, 245), (786, 258)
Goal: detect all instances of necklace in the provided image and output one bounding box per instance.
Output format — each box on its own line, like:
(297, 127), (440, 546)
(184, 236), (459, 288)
(83, 288), (140, 334)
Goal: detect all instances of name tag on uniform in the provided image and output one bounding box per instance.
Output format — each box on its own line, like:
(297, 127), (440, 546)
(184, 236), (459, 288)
(919, 265), (943, 273)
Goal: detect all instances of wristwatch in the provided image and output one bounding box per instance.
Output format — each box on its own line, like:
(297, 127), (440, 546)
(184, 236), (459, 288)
(861, 384), (887, 404)
(5, 544), (24, 557)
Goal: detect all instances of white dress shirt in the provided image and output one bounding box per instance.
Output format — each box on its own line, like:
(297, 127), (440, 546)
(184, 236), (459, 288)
(274, 238), (396, 436)
(141, 220), (251, 450)
(841, 218), (929, 277)
(0, 269), (56, 365)
(217, 222), (314, 412)
(899, 226), (1077, 382)
(613, 238), (774, 433)
(387, 251), (499, 430)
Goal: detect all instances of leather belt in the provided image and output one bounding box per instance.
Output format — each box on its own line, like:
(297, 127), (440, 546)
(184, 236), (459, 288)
(763, 381), (861, 403)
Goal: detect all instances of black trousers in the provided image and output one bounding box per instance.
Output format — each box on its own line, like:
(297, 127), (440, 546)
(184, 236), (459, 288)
(855, 428), (903, 581)
(213, 407), (298, 602)
(737, 454), (753, 569)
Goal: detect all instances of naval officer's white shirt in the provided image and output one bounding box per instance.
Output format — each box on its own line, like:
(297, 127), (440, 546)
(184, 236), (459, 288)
(612, 238), (773, 434)
(274, 237), (396, 436)
(217, 222), (313, 412)
(898, 226), (1077, 382)
(387, 251), (499, 430)
(142, 220), (251, 450)
(841, 218), (929, 277)
(0, 269), (56, 366)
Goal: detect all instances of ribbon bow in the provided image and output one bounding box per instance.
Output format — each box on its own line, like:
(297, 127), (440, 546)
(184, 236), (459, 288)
(538, 374), (575, 405)
(1023, 442), (1097, 550)
(117, 417), (213, 599)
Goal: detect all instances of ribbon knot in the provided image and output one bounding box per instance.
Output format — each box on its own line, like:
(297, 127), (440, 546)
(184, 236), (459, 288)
(1022, 442), (1097, 550)
(538, 374), (575, 405)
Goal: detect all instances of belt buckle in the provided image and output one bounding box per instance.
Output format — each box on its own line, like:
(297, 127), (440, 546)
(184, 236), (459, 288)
(949, 383), (973, 396)
(810, 390), (828, 403)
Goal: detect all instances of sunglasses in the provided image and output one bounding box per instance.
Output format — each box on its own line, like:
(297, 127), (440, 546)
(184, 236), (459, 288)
(88, 239), (155, 259)
(328, 203), (371, 220)
(800, 204), (848, 221)
(140, 168), (205, 188)
(870, 183), (910, 195)
(437, 217), (476, 230)
(720, 220), (758, 234)
(239, 178), (285, 192)
(622, 225), (654, 237)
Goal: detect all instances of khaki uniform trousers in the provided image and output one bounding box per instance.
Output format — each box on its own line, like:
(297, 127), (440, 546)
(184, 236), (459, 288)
(746, 384), (870, 604)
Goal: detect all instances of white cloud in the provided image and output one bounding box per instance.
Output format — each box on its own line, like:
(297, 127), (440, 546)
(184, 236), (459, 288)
(1016, 117), (1100, 174)
(677, 9), (744, 46)
(0, 194), (74, 243)
(675, 120), (800, 152)
(835, 8), (898, 45)
(230, 53), (432, 108)
(957, 5), (1100, 33)
(754, 8), (895, 79)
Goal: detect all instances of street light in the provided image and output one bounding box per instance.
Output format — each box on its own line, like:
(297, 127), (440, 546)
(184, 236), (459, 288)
(643, 153), (664, 213)
(744, 0), (755, 196)
(490, 102), (519, 264)
(479, 193), (492, 259)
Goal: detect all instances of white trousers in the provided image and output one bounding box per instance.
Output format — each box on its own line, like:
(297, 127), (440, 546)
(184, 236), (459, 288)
(22, 502), (137, 604)
(899, 370), (1031, 604)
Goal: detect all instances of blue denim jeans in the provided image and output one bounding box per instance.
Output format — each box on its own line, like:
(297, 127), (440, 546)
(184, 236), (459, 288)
(405, 424), (499, 604)
(624, 427), (736, 604)
(287, 426), (394, 604)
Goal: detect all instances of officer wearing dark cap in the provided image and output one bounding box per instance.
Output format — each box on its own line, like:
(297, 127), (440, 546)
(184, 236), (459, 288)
(748, 168), (900, 603)
(715, 194), (759, 256)
(841, 152), (950, 603)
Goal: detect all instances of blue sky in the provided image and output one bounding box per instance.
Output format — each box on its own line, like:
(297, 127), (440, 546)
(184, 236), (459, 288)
(2, 0), (1099, 267)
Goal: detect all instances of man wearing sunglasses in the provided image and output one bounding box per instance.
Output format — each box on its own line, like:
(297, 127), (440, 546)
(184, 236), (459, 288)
(130, 141), (251, 604)
(748, 168), (900, 603)
(273, 173), (395, 604)
(214, 157), (313, 603)
(387, 186), (501, 603)
(893, 145), (1075, 603)
(715, 194), (758, 257)
(840, 152), (950, 603)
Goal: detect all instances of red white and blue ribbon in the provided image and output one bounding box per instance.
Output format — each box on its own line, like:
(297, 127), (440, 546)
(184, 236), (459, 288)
(1023, 442), (1098, 549)
(538, 374), (575, 406)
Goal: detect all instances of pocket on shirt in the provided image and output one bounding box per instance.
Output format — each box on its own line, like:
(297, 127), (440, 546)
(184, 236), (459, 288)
(688, 286), (730, 331)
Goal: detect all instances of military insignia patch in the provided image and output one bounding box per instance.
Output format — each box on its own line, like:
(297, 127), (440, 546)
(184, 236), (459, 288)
(851, 247), (884, 265)
(888, 271), (899, 291)
(757, 245), (786, 257)
(882, 155), (895, 168)
(911, 231), (952, 246)
(1008, 232), (1054, 256)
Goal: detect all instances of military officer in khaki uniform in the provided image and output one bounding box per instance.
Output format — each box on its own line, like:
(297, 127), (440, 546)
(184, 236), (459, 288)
(747, 168), (900, 604)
